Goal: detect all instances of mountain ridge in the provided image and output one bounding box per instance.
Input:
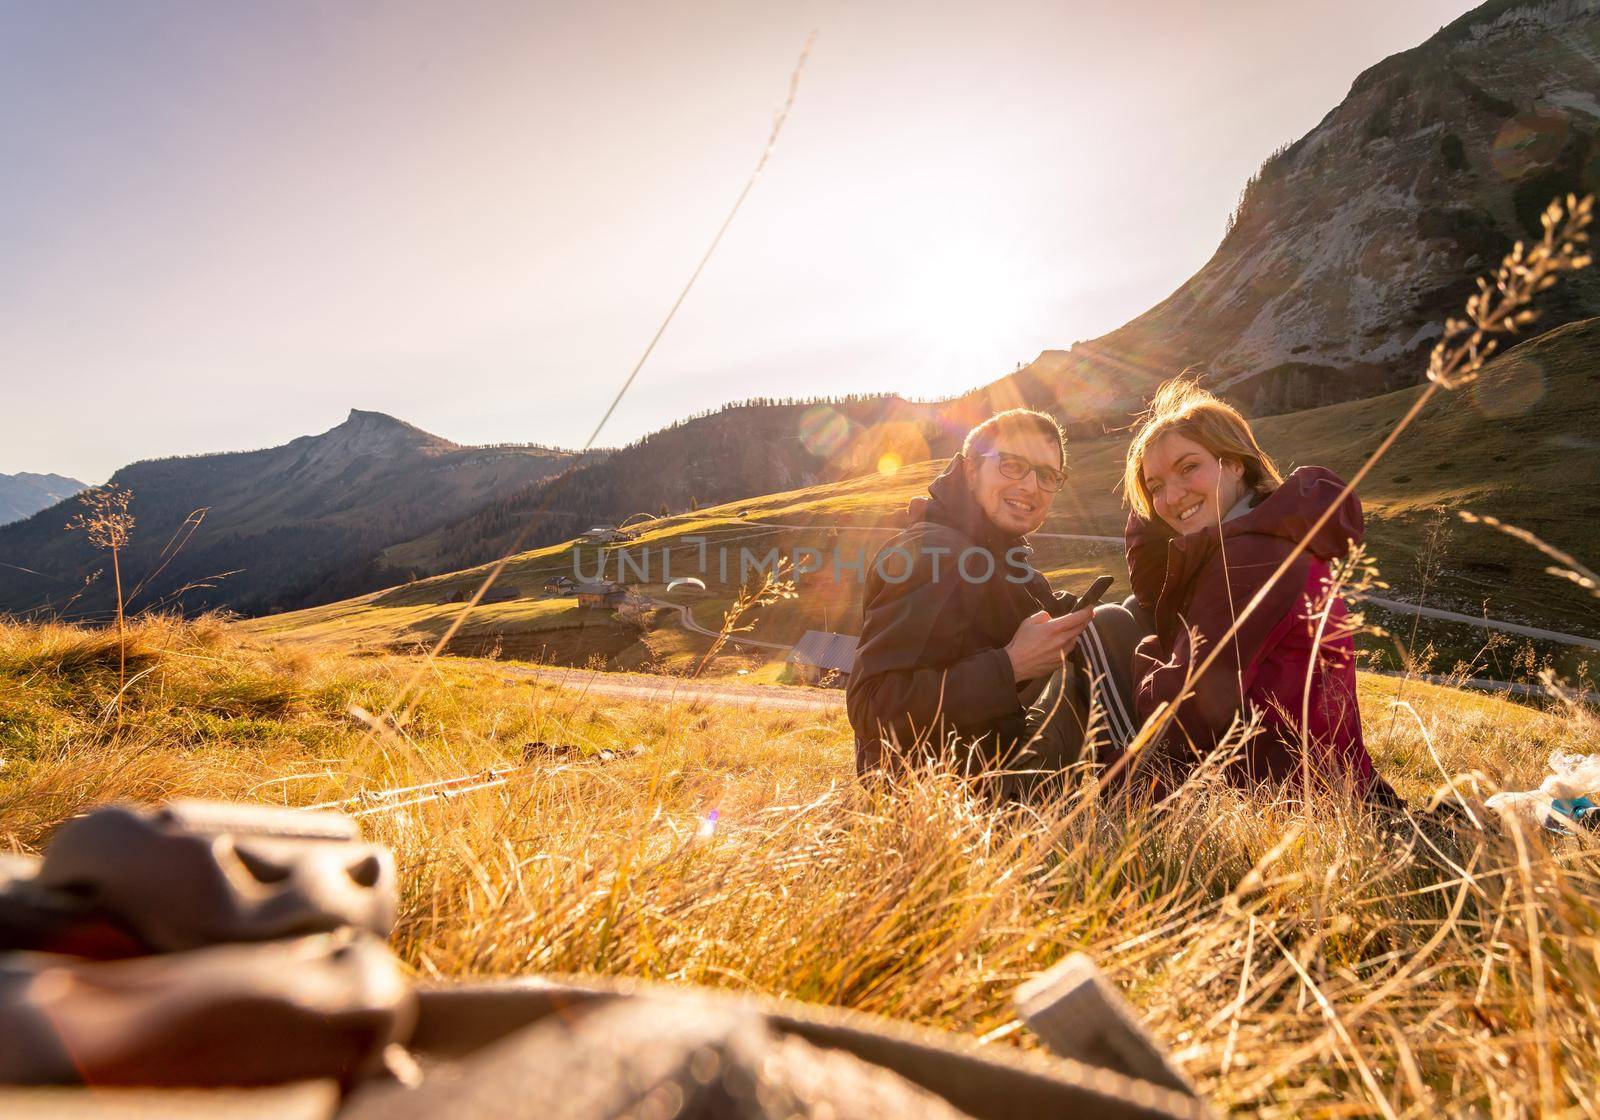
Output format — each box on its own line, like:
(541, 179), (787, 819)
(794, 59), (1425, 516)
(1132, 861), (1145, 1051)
(0, 415), (579, 619)
(0, 472), (88, 528)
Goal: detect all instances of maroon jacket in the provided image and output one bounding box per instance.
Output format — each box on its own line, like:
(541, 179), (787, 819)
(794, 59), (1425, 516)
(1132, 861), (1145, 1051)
(1123, 466), (1389, 798)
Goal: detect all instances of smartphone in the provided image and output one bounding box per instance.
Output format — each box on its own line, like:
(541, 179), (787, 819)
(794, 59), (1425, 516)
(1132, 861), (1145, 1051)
(1069, 575), (1116, 613)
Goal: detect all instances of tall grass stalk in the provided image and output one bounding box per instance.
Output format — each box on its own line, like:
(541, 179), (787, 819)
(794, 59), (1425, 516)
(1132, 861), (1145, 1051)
(692, 560), (798, 678)
(65, 484), (135, 729)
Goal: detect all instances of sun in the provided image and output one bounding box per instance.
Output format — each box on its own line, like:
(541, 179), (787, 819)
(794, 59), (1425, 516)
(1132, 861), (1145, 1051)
(895, 234), (1044, 394)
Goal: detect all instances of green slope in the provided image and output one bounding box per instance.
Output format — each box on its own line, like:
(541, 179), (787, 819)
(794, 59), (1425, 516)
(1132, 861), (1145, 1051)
(250, 319), (1600, 679)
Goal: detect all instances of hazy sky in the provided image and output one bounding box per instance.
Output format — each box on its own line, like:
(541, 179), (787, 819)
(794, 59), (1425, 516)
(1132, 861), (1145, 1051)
(3, 0), (1475, 481)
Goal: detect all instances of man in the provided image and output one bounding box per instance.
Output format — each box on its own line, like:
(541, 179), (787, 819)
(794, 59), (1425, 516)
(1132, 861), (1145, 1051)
(846, 409), (1142, 795)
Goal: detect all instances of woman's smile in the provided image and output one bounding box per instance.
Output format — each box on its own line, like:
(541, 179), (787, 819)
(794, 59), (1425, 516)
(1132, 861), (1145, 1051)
(1141, 430), (1246, 536)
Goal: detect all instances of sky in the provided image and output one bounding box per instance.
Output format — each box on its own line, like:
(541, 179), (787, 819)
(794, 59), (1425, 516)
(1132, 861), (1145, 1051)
(1, 0), (1476, 481)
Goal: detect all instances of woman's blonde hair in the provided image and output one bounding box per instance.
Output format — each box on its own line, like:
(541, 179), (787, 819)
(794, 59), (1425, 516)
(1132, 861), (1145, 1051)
(1123, 377), (1283, 520)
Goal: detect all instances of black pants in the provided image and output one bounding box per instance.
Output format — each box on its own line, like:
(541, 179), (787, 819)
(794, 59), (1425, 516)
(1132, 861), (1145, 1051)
(1016, 602), (1149, 781)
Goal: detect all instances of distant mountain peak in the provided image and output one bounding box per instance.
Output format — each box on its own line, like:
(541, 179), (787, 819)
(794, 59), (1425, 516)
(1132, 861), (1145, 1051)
(0, 471), (88, 527)
(313, 409), (458, 455)
(344, 407), (413, 426)
(0, 411), (579, 619)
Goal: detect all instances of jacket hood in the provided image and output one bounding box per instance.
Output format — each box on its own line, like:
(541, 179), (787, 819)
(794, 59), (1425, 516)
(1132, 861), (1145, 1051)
(1236, 466), (1365, 557)
(906, 453), (1026, 552)
(1125, 465), (1363, 607)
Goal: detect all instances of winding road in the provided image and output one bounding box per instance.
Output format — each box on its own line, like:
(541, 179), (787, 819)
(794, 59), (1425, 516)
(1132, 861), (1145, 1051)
(646, 596), (793, 652)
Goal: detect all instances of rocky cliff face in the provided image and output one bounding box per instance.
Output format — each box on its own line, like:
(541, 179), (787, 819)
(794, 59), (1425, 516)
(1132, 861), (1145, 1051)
(989, 0), (1600, 419)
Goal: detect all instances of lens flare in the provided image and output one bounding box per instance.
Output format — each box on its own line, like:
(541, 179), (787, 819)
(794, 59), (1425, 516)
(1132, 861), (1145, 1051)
(853, 421), (931, 477)
(1490, 112), (1569, 181)
(1473, 355), (1546, 418)
(799, 406), (853, 457)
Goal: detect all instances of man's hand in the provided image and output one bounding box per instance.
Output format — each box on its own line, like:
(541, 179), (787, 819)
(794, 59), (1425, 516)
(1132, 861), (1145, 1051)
(1005, 608), (1092, 683)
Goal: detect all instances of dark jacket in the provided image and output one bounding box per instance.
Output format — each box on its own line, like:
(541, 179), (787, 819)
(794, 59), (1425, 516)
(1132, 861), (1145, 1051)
(1122, 465), (1387, 797)
(847, 454), (1074, 776)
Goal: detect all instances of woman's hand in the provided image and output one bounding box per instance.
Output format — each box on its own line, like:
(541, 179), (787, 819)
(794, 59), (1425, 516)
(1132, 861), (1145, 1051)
(1006, 608), (1093, 683)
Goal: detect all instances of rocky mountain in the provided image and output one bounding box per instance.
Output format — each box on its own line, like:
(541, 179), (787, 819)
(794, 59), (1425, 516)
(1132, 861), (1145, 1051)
(976, 0), (1600, 418)
(380, 0), (1600, 583)
(0, 473), (87, 527)
(0, 411), (578, 619)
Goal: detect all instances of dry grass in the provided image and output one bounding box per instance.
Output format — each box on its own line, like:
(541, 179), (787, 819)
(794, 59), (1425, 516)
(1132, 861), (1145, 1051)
(6, 197), (1594, 1118)
(5, 613), (1600, 1116)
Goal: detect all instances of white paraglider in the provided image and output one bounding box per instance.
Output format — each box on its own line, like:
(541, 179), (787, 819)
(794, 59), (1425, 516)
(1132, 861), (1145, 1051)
(666, 577), (707, 593)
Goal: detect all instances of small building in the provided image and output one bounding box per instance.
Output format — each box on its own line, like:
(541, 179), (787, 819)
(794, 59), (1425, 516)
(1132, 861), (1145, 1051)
(576, 580), (626, 609)
(579, 526), (637, 545)
(542, 575), (577, 595)
(787, 630), (859, 688)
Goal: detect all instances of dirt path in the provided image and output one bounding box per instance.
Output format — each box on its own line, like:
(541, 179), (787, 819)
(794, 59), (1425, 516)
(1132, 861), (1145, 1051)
(1356, 594), (1600, 652)
(502, 664), (845, 712)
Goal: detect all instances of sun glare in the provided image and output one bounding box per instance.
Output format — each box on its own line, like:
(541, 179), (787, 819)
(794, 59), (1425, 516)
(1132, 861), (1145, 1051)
(896, 235), (1044, 394)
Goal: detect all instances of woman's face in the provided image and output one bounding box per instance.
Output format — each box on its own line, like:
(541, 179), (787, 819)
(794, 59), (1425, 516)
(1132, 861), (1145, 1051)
(1140, 430), (1247, 536)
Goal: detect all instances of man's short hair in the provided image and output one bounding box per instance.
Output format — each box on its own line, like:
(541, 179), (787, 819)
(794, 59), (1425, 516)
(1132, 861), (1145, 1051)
(961, 408), (1066, 468)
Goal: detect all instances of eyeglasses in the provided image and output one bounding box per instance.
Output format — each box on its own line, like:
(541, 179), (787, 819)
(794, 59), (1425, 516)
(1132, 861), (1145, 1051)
(979, 451), (1066, 493)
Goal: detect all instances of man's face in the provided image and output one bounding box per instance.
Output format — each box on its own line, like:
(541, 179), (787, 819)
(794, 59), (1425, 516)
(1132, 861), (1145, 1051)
(964, 429), (1062, 537)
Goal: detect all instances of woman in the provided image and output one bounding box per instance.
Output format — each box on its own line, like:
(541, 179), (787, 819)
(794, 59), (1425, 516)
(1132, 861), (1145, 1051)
(1119, 378), (1395, 801)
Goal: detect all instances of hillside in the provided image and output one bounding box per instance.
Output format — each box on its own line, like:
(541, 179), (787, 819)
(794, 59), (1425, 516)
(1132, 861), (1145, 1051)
(967, 0), (1600, 419)
(0, 472), (86, 527)
(254, 318), (1600, 686)
(379, 393), (1063, 575)
(0, 411), (579, 619)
